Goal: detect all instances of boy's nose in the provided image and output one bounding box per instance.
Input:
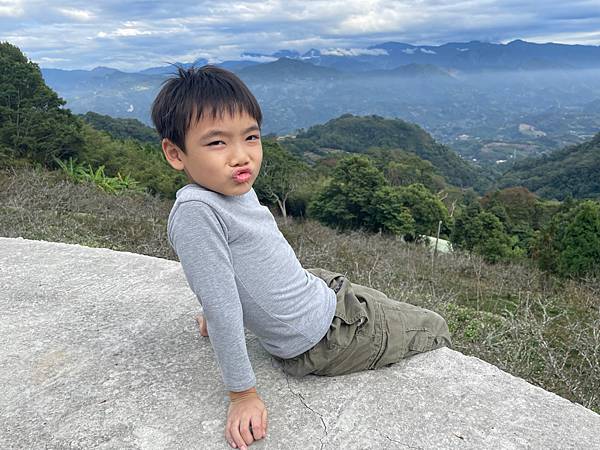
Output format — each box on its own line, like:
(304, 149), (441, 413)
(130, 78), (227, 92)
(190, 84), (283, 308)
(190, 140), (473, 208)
(229, 143), (250, 166)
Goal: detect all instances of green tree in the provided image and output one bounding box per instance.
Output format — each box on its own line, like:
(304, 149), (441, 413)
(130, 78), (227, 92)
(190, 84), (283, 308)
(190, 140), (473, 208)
(471, 212), (514, 263)
(370, 186), (416, 237)
(253, 140), (310, 218)
(308, 155), (415, 237)
(309, 155), (387, 230)
(531, 202), (573, 274)
(365, 147), (446, 192)
(396, 183), (450, 236)
(0, 42), (84, 166)
(556, 201), (600, 277)
(450, 201), (482, 249)
(451, 208), (513, 263)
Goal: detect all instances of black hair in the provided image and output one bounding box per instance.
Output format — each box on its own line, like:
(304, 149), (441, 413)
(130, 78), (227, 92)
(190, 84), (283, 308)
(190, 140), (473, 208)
(150, 64), (262, 153)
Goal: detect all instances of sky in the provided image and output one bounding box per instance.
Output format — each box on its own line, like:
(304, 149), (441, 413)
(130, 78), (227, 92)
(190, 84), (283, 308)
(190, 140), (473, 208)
(1, 0), (600, 71)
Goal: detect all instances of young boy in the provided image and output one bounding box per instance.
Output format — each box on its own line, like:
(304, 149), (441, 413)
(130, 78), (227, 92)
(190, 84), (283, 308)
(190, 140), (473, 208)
(151, 66), (452, 450)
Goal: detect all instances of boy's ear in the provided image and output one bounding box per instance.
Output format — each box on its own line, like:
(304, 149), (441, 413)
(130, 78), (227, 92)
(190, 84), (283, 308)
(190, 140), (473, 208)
(161, 138), (185, 171)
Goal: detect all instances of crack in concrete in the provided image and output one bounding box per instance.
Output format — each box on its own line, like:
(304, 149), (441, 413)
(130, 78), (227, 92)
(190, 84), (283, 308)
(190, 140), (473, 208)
(283, 371), (328, 449)
(380, 431), (423, 449)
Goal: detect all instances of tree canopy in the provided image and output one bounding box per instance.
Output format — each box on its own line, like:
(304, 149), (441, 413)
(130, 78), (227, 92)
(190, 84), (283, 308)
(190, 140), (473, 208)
(308, 155), (451, 239)
(79, 111), (158, 144)
(0, 41), (84, 166)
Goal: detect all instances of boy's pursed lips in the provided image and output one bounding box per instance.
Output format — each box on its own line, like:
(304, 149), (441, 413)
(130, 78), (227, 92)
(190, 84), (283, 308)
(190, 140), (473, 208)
(232, 167), (252, 177)
(232, 167), (253, 183)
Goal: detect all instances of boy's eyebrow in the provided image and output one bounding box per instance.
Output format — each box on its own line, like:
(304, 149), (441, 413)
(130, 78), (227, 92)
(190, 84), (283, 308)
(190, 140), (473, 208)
(199, 125), (260, 141)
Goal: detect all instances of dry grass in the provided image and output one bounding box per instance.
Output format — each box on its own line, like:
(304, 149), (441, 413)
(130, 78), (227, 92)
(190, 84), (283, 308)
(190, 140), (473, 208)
(2, 166), (599, 413)
(0, 166), (175, 258)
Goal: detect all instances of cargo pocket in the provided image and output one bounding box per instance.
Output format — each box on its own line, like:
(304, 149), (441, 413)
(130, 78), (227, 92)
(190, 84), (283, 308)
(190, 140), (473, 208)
(307, 268), (369, 349)
(406, 329), (435, 353)
(328, 277), (369, 350)
(369, 302), (406, 369)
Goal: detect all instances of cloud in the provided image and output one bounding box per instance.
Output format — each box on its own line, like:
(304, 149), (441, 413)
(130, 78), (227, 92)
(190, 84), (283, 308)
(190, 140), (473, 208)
(97, 26), (154, 39)
(320, 47), (388, 57)
(239, 53), (278, 62)
(56, 7), (93, 21)
(0, 0), (598, 70)
(0, 0), (24, 17)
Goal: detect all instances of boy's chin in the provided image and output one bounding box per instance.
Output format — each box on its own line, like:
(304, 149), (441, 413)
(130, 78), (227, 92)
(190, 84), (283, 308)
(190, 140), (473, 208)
(229, 183), (254, 196)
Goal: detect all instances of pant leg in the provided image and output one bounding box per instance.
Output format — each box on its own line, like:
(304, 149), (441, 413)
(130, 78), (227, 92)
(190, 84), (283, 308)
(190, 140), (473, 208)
(276, 269), (452, 377)
(352, 283), (452, 370)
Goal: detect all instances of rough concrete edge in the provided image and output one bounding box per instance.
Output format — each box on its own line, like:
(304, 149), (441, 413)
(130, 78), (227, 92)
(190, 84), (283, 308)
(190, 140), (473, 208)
(0, 236), (178, 264)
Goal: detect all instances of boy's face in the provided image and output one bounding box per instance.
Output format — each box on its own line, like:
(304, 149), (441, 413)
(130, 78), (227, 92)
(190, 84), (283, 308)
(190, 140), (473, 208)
(162, 111), (262, 196)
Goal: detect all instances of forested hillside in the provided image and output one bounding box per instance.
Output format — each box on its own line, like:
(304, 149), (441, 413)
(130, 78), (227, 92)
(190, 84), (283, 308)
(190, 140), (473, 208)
(281, 114), (493, 192)
(79, 111), (158, 144)
(499, 133), (600, 200)
(0, 42), (186, 197)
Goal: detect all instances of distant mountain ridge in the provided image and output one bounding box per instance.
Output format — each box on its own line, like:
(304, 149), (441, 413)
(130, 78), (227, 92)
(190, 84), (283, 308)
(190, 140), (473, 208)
(238, 58), (341, 80)
(44, 39), (600, 76)
(240, 39), (600, 72)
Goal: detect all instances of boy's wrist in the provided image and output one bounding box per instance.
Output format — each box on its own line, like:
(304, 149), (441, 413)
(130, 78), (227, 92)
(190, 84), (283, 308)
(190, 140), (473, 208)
(228, 386), (258, 401)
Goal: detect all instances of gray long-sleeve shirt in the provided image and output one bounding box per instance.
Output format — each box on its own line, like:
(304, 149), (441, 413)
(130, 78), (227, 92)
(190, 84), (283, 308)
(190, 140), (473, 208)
(167, 183), (337, 392)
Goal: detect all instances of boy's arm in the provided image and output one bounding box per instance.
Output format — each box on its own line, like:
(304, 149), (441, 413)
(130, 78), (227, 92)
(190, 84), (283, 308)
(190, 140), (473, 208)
(170, 201), (256, 391)
(171, 202), (268, 447)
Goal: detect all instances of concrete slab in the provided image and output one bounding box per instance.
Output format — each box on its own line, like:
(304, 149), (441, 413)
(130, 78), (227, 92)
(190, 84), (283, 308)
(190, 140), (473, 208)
(1, 237), (599, 449)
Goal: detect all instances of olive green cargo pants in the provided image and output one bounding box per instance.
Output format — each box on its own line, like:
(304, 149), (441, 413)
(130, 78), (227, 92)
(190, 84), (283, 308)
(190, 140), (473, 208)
(274, 268), (452, 377)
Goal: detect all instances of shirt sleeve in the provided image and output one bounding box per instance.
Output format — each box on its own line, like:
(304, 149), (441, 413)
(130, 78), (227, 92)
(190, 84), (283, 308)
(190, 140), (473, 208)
(169, 200), (256, 392)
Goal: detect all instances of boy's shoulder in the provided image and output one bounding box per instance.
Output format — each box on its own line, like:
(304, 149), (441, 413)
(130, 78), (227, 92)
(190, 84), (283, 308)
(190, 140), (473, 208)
(167, 184), (228, 247)
(169, 184), (225, 222)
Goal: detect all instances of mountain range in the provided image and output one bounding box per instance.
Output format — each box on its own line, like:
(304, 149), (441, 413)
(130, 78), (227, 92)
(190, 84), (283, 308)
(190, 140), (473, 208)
(138, 39), (600, 74)
(39, 39), (600, 167)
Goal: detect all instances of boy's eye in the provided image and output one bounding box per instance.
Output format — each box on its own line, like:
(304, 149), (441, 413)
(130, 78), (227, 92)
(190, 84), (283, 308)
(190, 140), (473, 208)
(247, 135), (260, 141)
(207, 140), (226, 146)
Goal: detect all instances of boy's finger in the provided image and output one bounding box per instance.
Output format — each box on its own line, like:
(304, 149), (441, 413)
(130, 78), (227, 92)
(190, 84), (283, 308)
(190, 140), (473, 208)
(229, 420), (246, 450)
(249, 415), (263, 440)
(239, 417), (254, 445)
(224, 425), (236, 448)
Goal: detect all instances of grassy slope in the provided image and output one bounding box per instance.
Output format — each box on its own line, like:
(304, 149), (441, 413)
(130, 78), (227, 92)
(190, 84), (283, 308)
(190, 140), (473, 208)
(1, 166), (598, 413)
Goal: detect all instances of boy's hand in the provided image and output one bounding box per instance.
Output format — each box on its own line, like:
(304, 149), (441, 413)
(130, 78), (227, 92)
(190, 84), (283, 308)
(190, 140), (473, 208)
(226, 387), (268, 449)
(195, 313), (208, 337)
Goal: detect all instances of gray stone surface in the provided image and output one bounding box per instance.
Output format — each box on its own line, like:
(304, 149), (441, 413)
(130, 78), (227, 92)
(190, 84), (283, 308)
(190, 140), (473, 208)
(1, 237), (599, 450)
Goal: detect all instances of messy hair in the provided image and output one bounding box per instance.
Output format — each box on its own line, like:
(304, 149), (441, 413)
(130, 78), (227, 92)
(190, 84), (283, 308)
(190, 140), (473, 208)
(150, 65), (262, 152)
